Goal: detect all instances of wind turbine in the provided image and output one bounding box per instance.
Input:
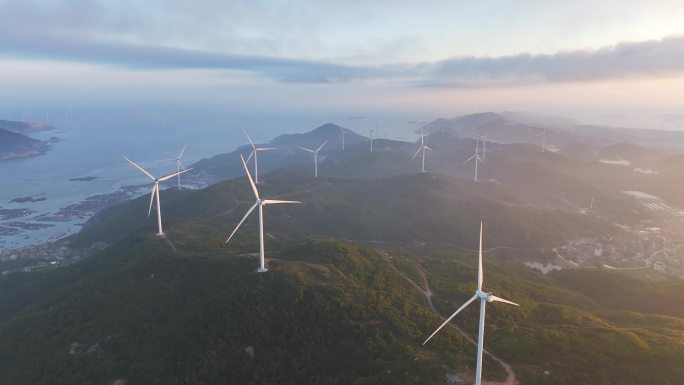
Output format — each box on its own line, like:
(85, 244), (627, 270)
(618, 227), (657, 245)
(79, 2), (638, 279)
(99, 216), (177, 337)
(478, 132), (490, 161)
(226, 155), (301, 272)
(463, 140), (484, 181)
(340, 126), (348, 151)
(170, 144), (188, 189)
(411, 126), (431, 173)
(243, 128), (275, 184)
(122, 156), (192, 236)
(368, 125), (375, 153)
(536, 128), (547, 152)
(423, 222), (519, 385)
(299, 139), (328, 178)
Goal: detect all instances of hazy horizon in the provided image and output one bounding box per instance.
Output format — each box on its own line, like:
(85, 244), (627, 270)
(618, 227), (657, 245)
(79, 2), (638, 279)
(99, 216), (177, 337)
(1, 0), (684, 130)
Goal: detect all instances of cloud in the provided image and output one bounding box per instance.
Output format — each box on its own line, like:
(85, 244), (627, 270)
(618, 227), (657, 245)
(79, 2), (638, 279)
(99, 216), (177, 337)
(421, 35), (684, 86)
(2, 20), (684, 86)
(0, 33), (381, 83)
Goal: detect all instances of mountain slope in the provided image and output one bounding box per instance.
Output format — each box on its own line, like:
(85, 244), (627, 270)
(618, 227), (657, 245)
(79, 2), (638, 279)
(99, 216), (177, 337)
(2, 236), (684, 385)
(0, 128), (50, 160)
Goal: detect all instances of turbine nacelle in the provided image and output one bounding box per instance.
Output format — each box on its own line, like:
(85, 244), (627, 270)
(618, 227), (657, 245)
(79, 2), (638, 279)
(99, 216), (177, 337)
(476, 290), (492, 301)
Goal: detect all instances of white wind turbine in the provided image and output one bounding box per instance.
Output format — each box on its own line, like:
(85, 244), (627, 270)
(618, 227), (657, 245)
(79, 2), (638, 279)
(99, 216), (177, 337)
(463, 140), (484, 181)
(368, 121), (378, 152)
(411, 126), (432, 173)
(423, 222), (519, 385)
(299, 139), (328, 178)
(340, 126), (348, 151)
(536, 128), (547, 152)
(226, 155), (301, 272)
(123, 156), (192, 236)
(478, 132), (490, 161)
(243, 128), (276, 184)
(170, 144), (188, 189)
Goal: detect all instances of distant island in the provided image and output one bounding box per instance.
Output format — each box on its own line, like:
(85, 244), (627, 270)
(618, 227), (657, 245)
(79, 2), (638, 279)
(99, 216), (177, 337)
(9, 196), (47, 203)
(0, 119), (56, 134)
(0, 119), (57, 160)
(69, 176), (98, 182)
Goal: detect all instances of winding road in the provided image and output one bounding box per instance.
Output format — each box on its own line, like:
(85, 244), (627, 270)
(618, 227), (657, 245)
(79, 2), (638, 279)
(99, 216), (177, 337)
(377, 248), (519, 385)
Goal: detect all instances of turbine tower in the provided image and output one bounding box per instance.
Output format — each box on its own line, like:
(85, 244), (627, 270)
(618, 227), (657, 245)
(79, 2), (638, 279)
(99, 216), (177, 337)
(243, 128), (275, 184)
(423, 222), (520, 385)
(340, 126), (348, 151)
(123, 156), (192, 236)
(226, 155), (301, 272)
(536, 128), (547, 152)
(478, 132), (490, 161)
(173, 144), (187, 189)
(411, 126), (432, 173)
(299, 139), (328, 178)
(463, 140), (484, 181)
(368, 120), (378, 152)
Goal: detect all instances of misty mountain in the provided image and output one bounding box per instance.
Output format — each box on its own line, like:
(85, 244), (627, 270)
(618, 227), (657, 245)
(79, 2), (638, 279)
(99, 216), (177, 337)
(192, 123), (368, 181)
(425, 111), (684, 152)
(0, 127), (50, 160)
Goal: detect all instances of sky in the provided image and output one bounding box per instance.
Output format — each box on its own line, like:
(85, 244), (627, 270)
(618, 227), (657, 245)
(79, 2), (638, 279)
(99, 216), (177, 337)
(1, 0), (684, 130)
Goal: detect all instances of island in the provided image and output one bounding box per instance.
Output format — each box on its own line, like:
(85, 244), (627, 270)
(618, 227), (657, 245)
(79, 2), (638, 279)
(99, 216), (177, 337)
(0, 128), (51, 160)
(68, 176), (99, 182)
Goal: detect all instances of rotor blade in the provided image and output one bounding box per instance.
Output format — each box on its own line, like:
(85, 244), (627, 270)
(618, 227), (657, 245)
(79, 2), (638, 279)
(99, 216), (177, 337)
(158, 167), (193, 182)
(123, 156), (155, 180)
(425, 146), (432, 151)
(490, 295), (520, 306)
(246, 149), (255, 163)
(478, 221), (483, 291)
(298, 147), (315, 153)
(462, 155), (476, 164)
(147, 184), (158, 218)
(411, 146), (422, 160)
(225, 202), (258, 244)
(242, 128), (255, 149)
(423, 294), (479, 345)
(316, 139), (329, 153)
(178, 160), (186, 170)
(256, 147), (276, 151)
(240, 154), (259, 199)
(178, 143), (187, 159)
(263, 199), (301, 205)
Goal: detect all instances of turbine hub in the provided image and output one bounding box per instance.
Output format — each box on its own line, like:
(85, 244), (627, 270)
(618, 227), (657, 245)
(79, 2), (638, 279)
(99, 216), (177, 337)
(476, 290), (492, 301)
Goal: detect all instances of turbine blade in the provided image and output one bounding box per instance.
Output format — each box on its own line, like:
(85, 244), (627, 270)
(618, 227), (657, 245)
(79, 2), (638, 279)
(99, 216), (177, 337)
(298, 147), (315, 153)
(423, 294), (479, 345)
(123, 156), (155, 180)
(263, 199), (301, 205)
(240, 154), (259, 199)
(490, 295), (520, 306)
(316, 139), (329, 153)
(257, 147), (276, 151)
(411, 146), (422, 160)
(178, 143), (187, 159)
(242, 128), (255, 149)
(478, 221), (483, 291)
(462, 155), (476, 164)
(158, 168), (193, 182)
(246, 149), (255, 162)
(225, 202), (258, 244)
(147, 184), (158, 218)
